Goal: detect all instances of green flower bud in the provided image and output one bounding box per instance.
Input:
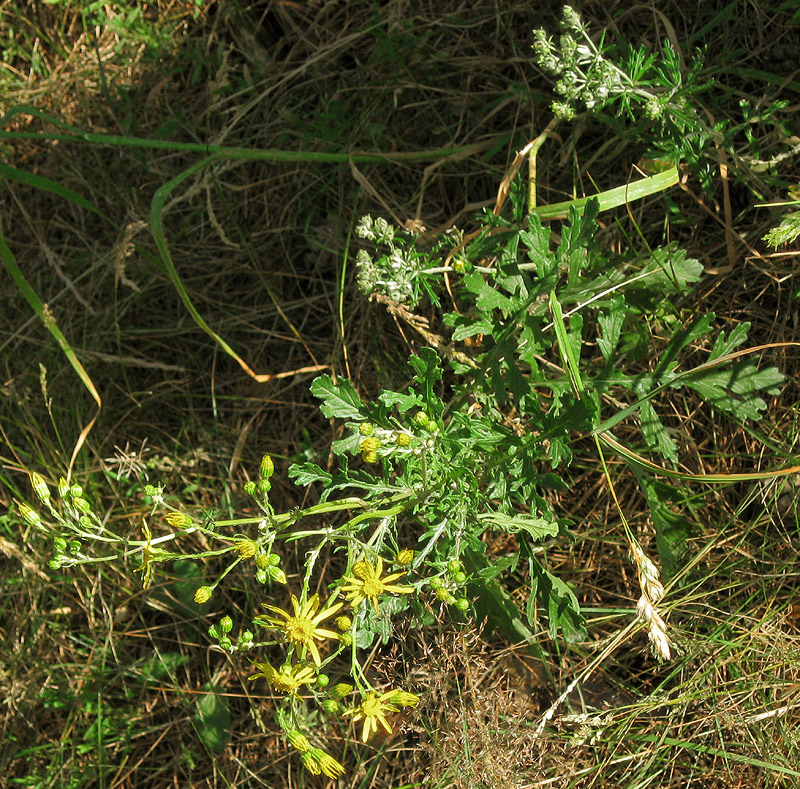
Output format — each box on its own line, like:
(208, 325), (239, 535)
(243, 480), (257, 496)
(338, 632), (353, 647)
(218, 636), (232, 650)
(358, 422), (374, 436)
(396, 549), (414, 566)
(255, 553), (270, 570)
(238, 629), (254, 646)
(255, 568), (268, 584)
(78, 515), (93, 530)
(455, 598), (471, 612)
(68, 540), (81, 555)
(208, 624), (221, 639)
(53, 536), (67, 552)
(194, 586), (213, 604)
(18, 502), (41, 527)
(395, 432), (412, 447)
(58, 477), (70, 498)
(234, 539), (258, 559)
(435, 587), (451, 602)
(29, 472), (50, 501)
(165, 512), (193, 528)
(321, 699), (339, 714)
(220, 616), (233, 634)
(267, 553), (281, 566)
(257, 478), (271, 494)
(335, 615), (352, 632)
(383, 690), (420, 707)
(316, 673), (330, 688)
(413, 411), (430, 429)
(429, 577), (444, 589)
(286, 730), (312, 753)
(69, 484), (83, 499)
(447, 559), (461, 574)
(552, 101), (576, 120)
(259, 454), (274, 480)
(359, 436), (381, 463)
(330, 682), (354, 699)
(268, 566), (287, 584)
(453, 571), (467, 585)
(72, 497), (91, 514)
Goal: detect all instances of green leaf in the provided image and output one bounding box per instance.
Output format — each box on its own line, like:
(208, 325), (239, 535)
(634, 471), (693, 580)
(763, 210), (800, 248)
(597, 296), (627, 362)
(447, 314), (494, 342)
(707, 322), (751, 360)
(638, 399), (679, 464)
(408, 347), (443, 413)
(640, 246), (703, 294)
(311, 375), (365, 420)
(287, 462), (332, 487)
(195, 683), (231, 753)
(464, 548), (540, 646)
(478, 511), (559, 541)
(520, 214), (554, 278)
(462, 270), (515, 314)
(528, 557), (586, 643)
(557, 201), (600, 286)
(379, 390), (424, 412)
(678, 361), (784, 421)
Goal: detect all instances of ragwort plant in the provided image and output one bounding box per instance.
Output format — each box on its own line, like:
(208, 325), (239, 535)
(18, 192), (785, 774)
(11, 8), (792, 778)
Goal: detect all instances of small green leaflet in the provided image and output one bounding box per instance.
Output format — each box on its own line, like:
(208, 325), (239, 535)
(195, 682), (231, 752)
(311, 375), (365, 421)
(597, 296), (626, 362)
(528, 557), (587, 644)
(478, 511), (559, 541)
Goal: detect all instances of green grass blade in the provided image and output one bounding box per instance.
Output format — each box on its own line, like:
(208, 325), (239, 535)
(531, 166), (679, 220)
(0, 225), (101, 474)
(149, 155), (279, 382)
(549, 291), (584, 396)
(1, 104), (495, 164)
(0, 162), (107, 219)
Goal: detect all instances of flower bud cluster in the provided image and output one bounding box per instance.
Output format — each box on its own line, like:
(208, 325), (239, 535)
(48, 535), (85, 569)
(355, 215), (425, 305)
(428, 558), (470, 611)
(532, 5), (670, 120)
(245, 454), (277, 517)
(208, 615), (253, 653)
(20, 472), (105, 552)
(356, 418), (438, 464)
(255, 551), (286, 585)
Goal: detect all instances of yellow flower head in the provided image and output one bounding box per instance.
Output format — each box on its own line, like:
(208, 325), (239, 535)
(306, 747), (346, 778)
(342, 689), (420, 742)
(339, 556), (414, 612)
(248, 660), (317, 695)
(255, 593), (343, 666)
